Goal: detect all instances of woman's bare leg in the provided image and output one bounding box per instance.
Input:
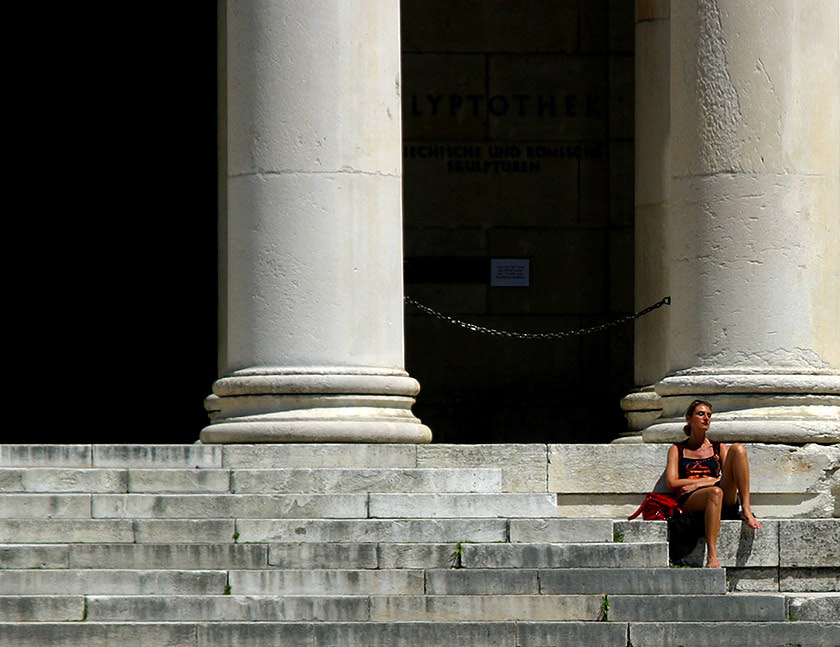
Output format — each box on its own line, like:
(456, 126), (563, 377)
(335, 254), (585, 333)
(682, 486), (724, 567)
(719, 443), (762, 529)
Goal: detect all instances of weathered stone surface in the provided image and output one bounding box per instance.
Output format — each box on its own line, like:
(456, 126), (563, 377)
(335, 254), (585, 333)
(228, 569), (423, 595)
(0, 519), (134, 544)
(787, 593), (840, 622)
(92, 493), (367, 519)
(516, 622), (629, 647)
(463, 542), (667, 569)
(221, 444), (417, 469)
(556, 493), (647, 518)
(369, 594), (602, 621)
(198, 623), (314, 647)
(549, 444), (840, 518)
(0, 569), (227, 595)
(0, 446), (91, 468)
(549, 444), (668, 493)
(86, 594), (368, 622)
(610, 593), (786, 622)
(0, 494), (91, 519)
(613, 520), (668, 543)
(425, 569), (540, 595)
(231, 467), (501, 494)
(0, 622), (199, 647)
(69, 543), (267, 570)
(682, 520), (779, 568)
(128, 469), (230, 493)
(779, 519), (840, 567)
(509, 518), (613, 543)
(0, 596), (84, 622)
(629, 621), (840, 647)
(133, 519), (235, 544)
(416, 444), (547, 492)
(369, 493), (557, 518)
(779, 568), (840, 592)
(312, 621), (516, 647)
(539, 568), (725, 595)
(0, 468), (127, 493)
(93, 445), (222, 468)
(236, 518), (508, 544)
(376, 543), (456, 569)
(727, 568), (780, 592)
(268, 543), (378, 569)
(0, 544), (69, 569)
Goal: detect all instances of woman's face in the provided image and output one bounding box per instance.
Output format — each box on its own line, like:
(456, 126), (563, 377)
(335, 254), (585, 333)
(687, 404), (712, 434)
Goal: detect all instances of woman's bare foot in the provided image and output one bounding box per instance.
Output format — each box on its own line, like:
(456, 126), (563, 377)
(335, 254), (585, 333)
(705, 556), (722, 568)
(742, 511), (762, 529)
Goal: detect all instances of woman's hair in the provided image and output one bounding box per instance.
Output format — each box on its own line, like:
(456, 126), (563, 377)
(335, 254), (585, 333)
(683, 399), (713, 435)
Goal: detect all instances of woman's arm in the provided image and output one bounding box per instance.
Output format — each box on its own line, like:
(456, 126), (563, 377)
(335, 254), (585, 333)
(718, 442), (729, 473)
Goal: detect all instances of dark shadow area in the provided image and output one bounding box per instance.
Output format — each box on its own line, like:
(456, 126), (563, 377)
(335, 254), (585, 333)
(11, 7), (219, 444)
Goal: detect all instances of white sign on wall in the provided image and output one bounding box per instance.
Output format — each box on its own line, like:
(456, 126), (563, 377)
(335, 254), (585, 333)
(490, 258), (530, 287)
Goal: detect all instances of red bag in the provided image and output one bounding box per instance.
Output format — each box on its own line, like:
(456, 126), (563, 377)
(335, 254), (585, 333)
(627, 492), (682, 521)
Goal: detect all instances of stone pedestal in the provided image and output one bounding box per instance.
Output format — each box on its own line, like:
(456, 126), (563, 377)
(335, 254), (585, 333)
(628, 0), (840, 443)
(201, 1), (430, 443)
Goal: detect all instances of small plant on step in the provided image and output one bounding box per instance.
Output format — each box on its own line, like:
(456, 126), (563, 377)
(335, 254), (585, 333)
(613, 530), (624, 543)
(598, 594), (609, 621)
(449, 541), (464, 568)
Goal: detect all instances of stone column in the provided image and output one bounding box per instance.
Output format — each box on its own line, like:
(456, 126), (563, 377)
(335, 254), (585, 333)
(620, 1), (672, 439)
(201, 1), (431, 443)
(630, 0), (840, 443)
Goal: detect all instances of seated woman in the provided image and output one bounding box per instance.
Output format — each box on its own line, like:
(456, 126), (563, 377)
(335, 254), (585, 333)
(665, 399), (761, 568)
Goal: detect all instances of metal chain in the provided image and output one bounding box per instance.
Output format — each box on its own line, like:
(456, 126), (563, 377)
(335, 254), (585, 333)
(404, 296), (671, 340)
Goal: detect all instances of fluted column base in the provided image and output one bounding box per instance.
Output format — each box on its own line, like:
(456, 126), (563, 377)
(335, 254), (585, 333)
(200, 368), (432, 444)
(641, 369), (840, 444)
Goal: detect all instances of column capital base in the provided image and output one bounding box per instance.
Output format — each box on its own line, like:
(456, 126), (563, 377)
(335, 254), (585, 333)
(640, 369), (840, 444)
(200, 368), (432, 444)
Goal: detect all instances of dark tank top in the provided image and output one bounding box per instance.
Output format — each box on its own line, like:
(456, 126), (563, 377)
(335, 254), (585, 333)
(676, 441), (722, 480)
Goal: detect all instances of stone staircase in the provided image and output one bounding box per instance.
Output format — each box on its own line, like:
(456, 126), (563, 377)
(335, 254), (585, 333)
(0, 443), (838, 646)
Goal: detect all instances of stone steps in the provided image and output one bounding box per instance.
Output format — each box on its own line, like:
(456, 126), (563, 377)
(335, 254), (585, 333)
(0, 444), (836, 646)
(6, 593), (835, 623)
(1, 620), (838, 647)
(0, 467), (504, 493)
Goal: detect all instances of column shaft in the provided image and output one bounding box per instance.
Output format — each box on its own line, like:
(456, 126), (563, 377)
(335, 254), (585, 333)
(202, 1), (431, 443)
(632, 0), (840, 442)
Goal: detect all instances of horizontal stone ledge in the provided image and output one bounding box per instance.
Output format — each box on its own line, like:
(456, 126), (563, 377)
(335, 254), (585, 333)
(0, 519), (135, 544)
(609, 593), (787, 622)
(462, 542), (668, 569)
(91, 493), (369, 519)
(235, 518), (509, 544)
(228, 569), (424, 596)
(629, 621), (840, 647)
(368, 493), (558, 518)
(0, 468), (129, 493)
(369, 594), (603, 621)
(538, 568), (725, 595)
(0, 596), (85, 622)
(220, 443), (419, 469)
(230, 467), (502, 494)
(0, 569), (228, 595)
(85, 594), (370, 622)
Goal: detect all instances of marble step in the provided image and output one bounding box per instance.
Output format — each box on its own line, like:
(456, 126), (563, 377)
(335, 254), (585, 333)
(0, 570), (228, 595)
(11, 594), (834, 623)
(0, 467), (504, 494)
(609, 593), (787, 622)
(1, 620), (838, 647)
(0, 594), (603, 622)
(0, 492), (560, 519)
